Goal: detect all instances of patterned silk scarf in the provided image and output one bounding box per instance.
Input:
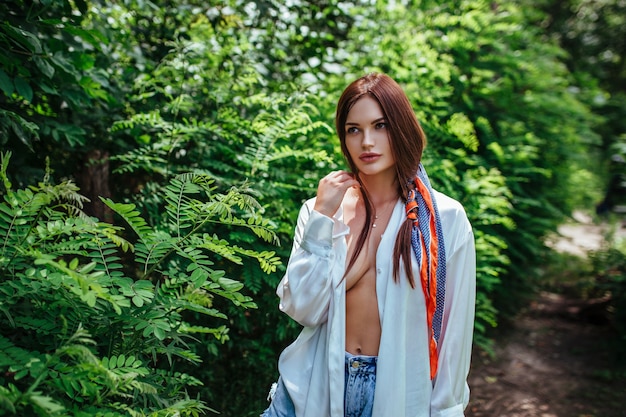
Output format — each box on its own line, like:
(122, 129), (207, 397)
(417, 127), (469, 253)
(405, 163), (447, 380)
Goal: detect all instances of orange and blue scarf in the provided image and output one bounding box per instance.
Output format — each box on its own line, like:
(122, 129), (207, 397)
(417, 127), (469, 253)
(405, 163), (446, 380)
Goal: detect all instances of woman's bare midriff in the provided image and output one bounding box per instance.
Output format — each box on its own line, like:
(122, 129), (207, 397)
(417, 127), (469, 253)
(345, 262), (381, 356)
(344, 194), (395, 356)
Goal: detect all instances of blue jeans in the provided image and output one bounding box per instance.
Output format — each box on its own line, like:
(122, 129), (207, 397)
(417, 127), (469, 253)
(344, 352), (377, 417)
(260, 377), (296, 417)
(260, 352), (377, 417)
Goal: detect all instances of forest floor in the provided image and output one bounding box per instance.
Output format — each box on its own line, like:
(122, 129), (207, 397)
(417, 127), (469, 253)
(466, 212), (626, 417)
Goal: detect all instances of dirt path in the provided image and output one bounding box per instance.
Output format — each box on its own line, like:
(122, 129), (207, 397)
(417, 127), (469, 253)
(466, 292), (624, 417)
(466, 214), (626, 417)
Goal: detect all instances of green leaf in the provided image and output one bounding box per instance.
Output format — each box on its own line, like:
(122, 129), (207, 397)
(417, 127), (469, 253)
(69, 258), (79, 270)
(4, 25), (42, 53)
(189, 267), (208, 288)
(34, 56), (55, 79)
(39, 80), (57, 95)
(218, 277), (244, 292)
(29, 393), (65, 413)
(51, 52), (77, 75)
(132, 295), (144, 307)
(124, 355), (136, 367)
(76, 54), (96, 71)
(82, 291), (96, 307)
(0, 69), (14, 96)
(13, 78), (33, 102)
(64, 24), (105, 46)
(154, 327), (165, 340)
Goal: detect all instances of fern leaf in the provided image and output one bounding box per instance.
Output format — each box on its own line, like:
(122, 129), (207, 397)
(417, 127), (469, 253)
(101, 198), (153, 243)
(163, 178), (200, 235)
(109, 143), (169, 175)
(197, 235), (243, 265)
(28, 393), (66, 414)
(134, 232), (174, 274)
(222, 215), (279, 245)
(89, 243), (127, 280)
(173, 300), (227, 319)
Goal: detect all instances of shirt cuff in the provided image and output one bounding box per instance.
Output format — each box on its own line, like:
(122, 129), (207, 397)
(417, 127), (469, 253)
(431, 403), (465, 417)
(300, 210), (334, 257)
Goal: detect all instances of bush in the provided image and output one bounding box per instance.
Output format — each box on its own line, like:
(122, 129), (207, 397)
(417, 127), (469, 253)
(0, 151), (278, 416)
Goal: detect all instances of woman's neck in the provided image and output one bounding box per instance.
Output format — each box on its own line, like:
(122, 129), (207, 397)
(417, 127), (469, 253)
(359, 174), (399, 206)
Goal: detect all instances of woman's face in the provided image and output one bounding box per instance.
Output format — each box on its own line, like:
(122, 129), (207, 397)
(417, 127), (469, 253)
(344, 95), (396, 179)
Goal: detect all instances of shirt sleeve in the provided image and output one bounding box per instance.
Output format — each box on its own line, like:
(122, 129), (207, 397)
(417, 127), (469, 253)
(431, 227), (476, 417)
(276, 202), (344, 327)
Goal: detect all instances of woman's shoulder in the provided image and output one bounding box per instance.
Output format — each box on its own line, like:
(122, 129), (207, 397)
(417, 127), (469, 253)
(432, 189), (467, 216)
(432, 189), (473, 246)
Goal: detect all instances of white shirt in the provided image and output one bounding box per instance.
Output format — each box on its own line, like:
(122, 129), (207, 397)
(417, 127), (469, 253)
(276, 190), (476, 417)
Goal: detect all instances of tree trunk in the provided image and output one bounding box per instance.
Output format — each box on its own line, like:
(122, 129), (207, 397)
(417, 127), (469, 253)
(80, 149), (114, 223)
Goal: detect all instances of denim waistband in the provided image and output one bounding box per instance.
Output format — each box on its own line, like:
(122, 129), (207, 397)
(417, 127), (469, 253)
(345, 351), (377, 375)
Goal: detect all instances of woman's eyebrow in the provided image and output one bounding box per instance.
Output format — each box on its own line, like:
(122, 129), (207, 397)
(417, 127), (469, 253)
(345, 117), (386, 126)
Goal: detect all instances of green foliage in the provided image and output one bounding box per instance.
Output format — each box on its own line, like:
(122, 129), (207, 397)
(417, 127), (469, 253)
(3, 0), (623, 415)
(0, 0), (118, 186)
(97, 11), (337, 413)
(321, 0), (601, 324)
(0, 151), (278, 415)
(529, 0), (626, 213)
(588, 236), (626, 339)
(539, 228), (626, 367)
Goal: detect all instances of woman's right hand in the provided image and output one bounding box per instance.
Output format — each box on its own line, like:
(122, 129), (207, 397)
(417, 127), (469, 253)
(313, 170), (360, 217)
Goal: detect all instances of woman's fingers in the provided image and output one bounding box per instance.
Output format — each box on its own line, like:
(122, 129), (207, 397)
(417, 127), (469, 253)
(313, 171), (359, 216)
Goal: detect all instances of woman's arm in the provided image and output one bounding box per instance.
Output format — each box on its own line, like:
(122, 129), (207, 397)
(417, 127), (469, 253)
(276, 201), (346, 327)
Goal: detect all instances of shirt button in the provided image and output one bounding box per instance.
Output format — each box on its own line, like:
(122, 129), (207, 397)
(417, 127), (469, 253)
(351, 361), (359, 368)
(377, 268), (382, 274)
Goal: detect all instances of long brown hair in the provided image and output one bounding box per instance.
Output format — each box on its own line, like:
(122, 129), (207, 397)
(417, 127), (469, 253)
(336, 73), (427, 287)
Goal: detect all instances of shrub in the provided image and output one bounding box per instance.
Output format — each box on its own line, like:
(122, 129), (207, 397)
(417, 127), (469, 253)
(0, 151), (278, 416)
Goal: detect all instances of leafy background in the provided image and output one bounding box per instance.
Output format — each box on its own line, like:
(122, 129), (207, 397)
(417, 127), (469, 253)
(1, 0), (625, 416)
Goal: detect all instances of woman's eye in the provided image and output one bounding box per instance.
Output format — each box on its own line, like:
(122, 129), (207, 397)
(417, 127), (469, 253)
(375, 122), (387, 129)
(346, 127), (359, 134)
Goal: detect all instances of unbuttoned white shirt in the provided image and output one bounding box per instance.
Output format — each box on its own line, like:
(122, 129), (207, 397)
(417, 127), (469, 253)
(276, 190), (476, 417)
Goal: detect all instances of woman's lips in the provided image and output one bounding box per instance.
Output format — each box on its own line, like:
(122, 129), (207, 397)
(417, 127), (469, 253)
(359, 153), (381, 163)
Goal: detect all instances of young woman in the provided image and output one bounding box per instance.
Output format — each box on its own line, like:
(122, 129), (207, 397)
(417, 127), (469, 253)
(261, 73), (476, 417)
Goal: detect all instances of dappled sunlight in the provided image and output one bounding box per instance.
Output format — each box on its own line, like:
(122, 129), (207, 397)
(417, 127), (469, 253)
(468, 214), (626, 417)
(467, 292), (623, 417)
(545, 211), (626, 257)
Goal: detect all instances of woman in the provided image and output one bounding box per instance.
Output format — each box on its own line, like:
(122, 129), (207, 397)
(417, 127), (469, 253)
(262, 73), (476, 417)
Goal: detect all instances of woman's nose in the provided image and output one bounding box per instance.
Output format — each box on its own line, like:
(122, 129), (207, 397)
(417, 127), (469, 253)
(362, 129), (374, 147)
